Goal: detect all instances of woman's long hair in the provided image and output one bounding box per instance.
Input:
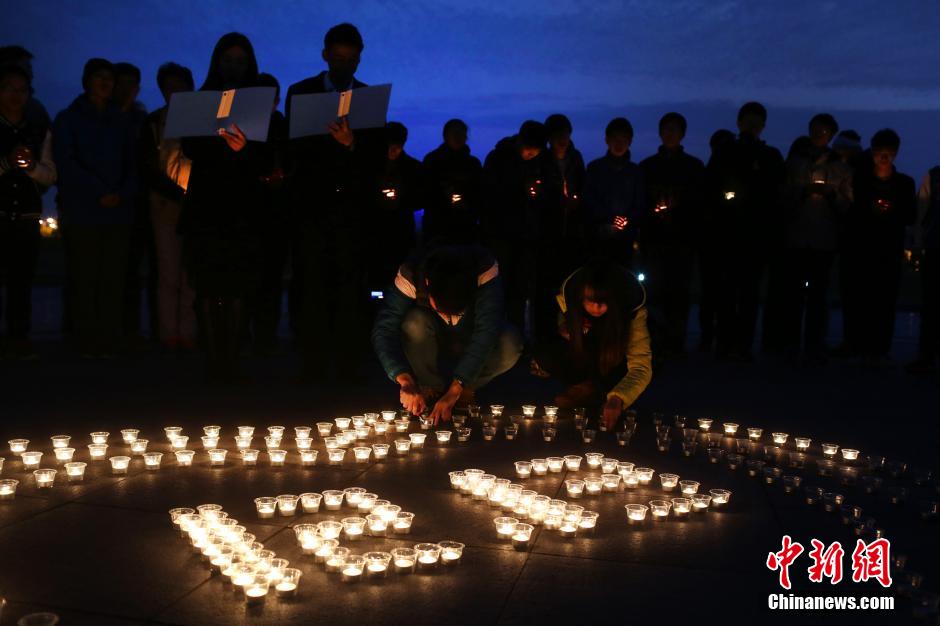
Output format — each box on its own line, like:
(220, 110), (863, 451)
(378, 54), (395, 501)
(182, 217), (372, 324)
(563, 259), (644, 375)
(200, 32), (259, 91)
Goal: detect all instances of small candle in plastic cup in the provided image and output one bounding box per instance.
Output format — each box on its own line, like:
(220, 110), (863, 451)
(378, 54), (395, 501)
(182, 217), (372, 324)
(130, 439), (148, 454)
(392, 547), (417, 573)
(143, 452), (162, 469)
(515, 461), (532, 478)
(8, 439), (28, 455)
(64, 461), (86, 482)
(353, 447), (371, 463)
(438, 541), (464, 565)
(512, 522), (534, 549)
(722, 423), (739, 435)
(51, 435), (71, 449)
(276, 567), (302, 597)
(327, 448), (346, 465)
(254, 497), (277, 518)
(88, 444), (108, 460)
(393, 511), (415, 534)
(649, 500), (672, 520)
(299, 492), (322, 513)
(0, 478), (19, 500)
(322, 490), (344, 511)
(547, 457), (564, 473)
(564, 455), (583, 471)
(671, 497), (691, 516)
(364, 551), (392, 578)
(659, 473), (679, 491)
(268, 449), (287, 466)
(21, 451), (42, 470)
(691, 494), (712, 512)
(277, 494), (299, 516)
(495, 516), (519, 540)
(394, 439), (411, 455)
(109, 455), (131, 474)
(436, 430), (452, 444)
(34, 469), (56, 488)
(679, 480), (700, 495)
(54, 448), (75, 463)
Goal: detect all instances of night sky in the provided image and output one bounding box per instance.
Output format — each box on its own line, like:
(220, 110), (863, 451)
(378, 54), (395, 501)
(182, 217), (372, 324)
(6, 0), (940, 195)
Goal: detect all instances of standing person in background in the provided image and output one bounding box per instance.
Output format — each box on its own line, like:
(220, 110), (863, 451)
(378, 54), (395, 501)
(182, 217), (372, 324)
(544, 113), (585, 272)
(180, 33), (274, 383)
(138, 62), (196, 354)
(54, 58), (138, 358)
(705, 102), (785, 362)
(907, 165), (940, 374)
(773, 113), (852, 365)
(697, 128), (735, 352)
(482, 120), (563, 341)
(369, 121), (421, 293)
(841, 129), (915, 365)
(0, 64), (56, 359)
(0, 47), (50, 129)
(250, 72), (289, 357)
(421, 118), (482, 246)
(829, 129), (864, 358)
(113, 62), (153, 349)
(639, 112), (705, 361)
(286, 23), (382, 383)
(583, 117), (645, 269)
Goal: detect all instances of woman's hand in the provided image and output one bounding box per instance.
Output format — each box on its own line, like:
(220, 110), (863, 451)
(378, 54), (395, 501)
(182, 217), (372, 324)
(219, 123), (247, 152)
(328, 117), (354, 148)
(601, 396), (623, 431)
(429, 381), (462, 425)
(396, 373), (426, 416)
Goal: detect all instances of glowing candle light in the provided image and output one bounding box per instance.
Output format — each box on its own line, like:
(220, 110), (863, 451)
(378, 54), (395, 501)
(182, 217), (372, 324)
(583, 477), (603, 495)
(438, 541), (464, 565)
(0, 478), (18, 500)
(170, 436), (188, 450)
(277, 494), (299, 516)
(582, 429), (596, 444)
(202, 448), (225, 466)
(415, 543), (442, 569)
(163, 427), (182, 443)
(490, 405), (504, 417)
(794, 437), (811, 451)
(334, 417), (351, 430)
(201, 435), (219, 449)
(547, 457), (564, 473)
(679, 480), (700, 495)
(671, 497), (691, 517)
(512, 523), (534, 549)
(394, 419), (410, 433)
(635, 467), (654, 485)
(697, 418), (713, 432)
(394, 439), (411, 455)
(542, 427), (556, 442)
(565, 479), (585, 499)
(130, 439), (149, 454)
(54, 447), (75, 463)
(709, 488), (731, 506)
(295, 437), (313, 451)
(392, 547), (417, 573)
(34, 468), (56, 488)
(88, 444), (108, 460)
(723, 423), (739, 436)
(564, 455), (583, 471)
(649, 500), (672, 520)
(495, 517), (519, 539)
(366, 513), (388, 537)
(353, 446), (372, 463)
(64, 461), (86, 482)
(322, 490), (345, 511)
(772, 432), (788, 447)
(244, 574), (270, 604)
(268, 449), (287, 466)
(51, 435), (71, 449)
(120, 429), (139, 444)
(822, 443), (839, 458)
(8, 439), (28, 455)
(514, 461), (532, 479)
(842, 448), (860, 462)
(691, 494), (712, 512)
(659, 473), (679, 491)
(21, 451), (42, 470)
(747, 428), (763, 441)
(173, 450), (193, 466)
(341, 554), (365, 582)
(585, 453), (604, 469)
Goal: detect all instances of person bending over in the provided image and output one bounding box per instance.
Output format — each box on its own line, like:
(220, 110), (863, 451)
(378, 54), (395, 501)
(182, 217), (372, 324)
(531, 259), (652, 430)
(372, 245), (523, 423)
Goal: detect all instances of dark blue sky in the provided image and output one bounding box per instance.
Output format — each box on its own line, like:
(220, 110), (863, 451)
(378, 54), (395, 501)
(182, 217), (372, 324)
(6, 0), (940, 179)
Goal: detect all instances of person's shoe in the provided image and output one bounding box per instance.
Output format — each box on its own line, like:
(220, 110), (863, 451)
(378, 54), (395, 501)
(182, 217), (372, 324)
(905, 357), (936, 375)
(554, 381), (601, 410)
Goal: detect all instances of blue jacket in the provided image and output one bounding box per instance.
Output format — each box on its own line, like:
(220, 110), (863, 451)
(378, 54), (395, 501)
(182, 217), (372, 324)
(53, 95), (138, 226)
(583, 152), (645, 242)
(372, 246), (504, 386)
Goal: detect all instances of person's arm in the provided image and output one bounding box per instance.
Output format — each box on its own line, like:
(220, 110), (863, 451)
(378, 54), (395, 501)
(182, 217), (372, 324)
(452, 273), (505, 387)
(371, 273), (417, 382)
(25, 129), (57, 188)
(606, 306), (653, 409)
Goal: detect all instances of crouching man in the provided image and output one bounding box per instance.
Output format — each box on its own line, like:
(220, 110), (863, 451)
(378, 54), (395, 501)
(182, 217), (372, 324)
(372, 245), (523, 423)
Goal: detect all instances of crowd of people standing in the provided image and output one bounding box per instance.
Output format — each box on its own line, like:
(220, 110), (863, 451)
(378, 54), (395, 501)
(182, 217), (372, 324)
(0, 23), (936, 416)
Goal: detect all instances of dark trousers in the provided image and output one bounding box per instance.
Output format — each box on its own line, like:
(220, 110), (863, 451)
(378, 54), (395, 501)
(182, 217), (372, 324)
(716, 248), (765, 356)
(251, 223), (289, 350)
(778, 249), (834, 356)
(532, 333), (628, 397)
(123, 215), (157, 338)
(643, 242), (694, 355)
(918, 251), (939, 359)
(761, 248), (787, 353)
(490, 240), (535, 338)
(300, 218), (367, 377)
(697, 247), (721, 348)
(66, 225), (131, 352)
(0, 217), (41, 339)
(842, 248), (902, 358)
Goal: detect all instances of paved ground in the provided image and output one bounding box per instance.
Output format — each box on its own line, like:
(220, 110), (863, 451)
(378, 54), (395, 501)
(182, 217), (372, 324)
(0, 293), (936, 625)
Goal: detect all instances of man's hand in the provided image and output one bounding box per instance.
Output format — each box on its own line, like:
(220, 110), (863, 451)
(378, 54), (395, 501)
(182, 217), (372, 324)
(396, 373), (426, 416)
(99, 193), (121, 208)
(602, 396), (623, 431)
(429, 381), (462, 425)
(328, 117), (354, 148)
(612, 215), (628, 231)
(219, 123), (247, 152)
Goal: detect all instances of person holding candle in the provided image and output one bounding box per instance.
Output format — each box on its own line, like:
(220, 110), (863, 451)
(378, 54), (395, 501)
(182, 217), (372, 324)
(638, 112), (705, 361)
(582, 117), (645, 270)
(765, 113), (852, 365)
(481, 120), (564, 339)
(905, 162), (940, 374)
(704, 101), (786, 362)
(840, 129), (915, 365)
(372, 244), (522, 423)
(530, 258), (652, 431)
(0, 63), (56, 359)
(421, 118), (483, 246)
(367, 121), (422, 293)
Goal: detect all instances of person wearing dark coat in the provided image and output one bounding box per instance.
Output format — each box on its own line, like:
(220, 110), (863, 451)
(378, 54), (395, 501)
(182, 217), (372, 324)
(907, 165), (940, 374)
(0, 64), (56, 359)
(545, 113), (586, 272)
(768, 114), (852, 363)
(481, 120), (564, 341)
(841, 129), (916, 363)
(421, 118), (482, 246)
(285, 23), (384, 382)
(704, 102), (786, 361)
(53, 58), (138, 357)
(368, 121), (421, 291)
(638, 112), (705, 359)
(179, 33), (275, 382)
